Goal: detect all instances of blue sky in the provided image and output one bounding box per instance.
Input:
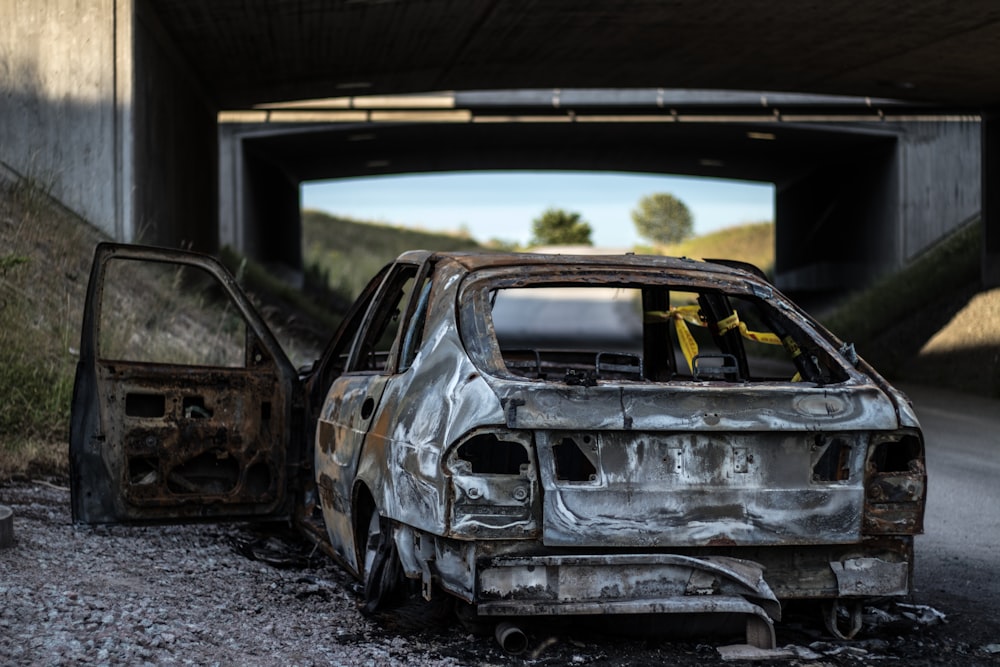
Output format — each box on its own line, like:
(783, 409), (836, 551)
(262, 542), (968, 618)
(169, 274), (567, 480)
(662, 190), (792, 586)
(301, 171), (774, 248)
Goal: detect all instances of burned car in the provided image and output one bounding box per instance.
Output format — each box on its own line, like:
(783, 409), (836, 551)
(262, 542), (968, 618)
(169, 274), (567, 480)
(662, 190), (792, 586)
(70, 243), (925, 650)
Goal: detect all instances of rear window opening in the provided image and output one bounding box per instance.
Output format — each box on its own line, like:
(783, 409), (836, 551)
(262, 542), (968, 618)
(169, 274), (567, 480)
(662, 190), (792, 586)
(486, 284), (847, 385)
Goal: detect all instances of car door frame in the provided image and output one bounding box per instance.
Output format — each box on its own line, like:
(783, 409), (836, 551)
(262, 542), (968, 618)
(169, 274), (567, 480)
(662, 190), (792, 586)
(69, 242), (302, 524)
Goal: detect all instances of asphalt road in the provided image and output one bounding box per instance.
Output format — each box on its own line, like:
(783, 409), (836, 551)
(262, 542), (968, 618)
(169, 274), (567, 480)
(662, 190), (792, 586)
(899, 382), (1000, 635)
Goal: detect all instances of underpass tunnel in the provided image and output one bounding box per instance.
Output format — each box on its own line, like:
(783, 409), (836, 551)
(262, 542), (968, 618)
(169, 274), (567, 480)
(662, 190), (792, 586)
(220, 117), (952, 303)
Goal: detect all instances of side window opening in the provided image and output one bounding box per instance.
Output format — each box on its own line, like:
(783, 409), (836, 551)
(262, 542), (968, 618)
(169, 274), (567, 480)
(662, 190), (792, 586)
(312, 265), (391, 381)
(399, 276), (433, 372)
(98, 257), (245, 368)
(347, 265), (419, 373)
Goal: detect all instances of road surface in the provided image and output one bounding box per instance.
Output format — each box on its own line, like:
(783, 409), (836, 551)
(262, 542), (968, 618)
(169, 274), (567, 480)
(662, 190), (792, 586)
(900, 382), (1000, 643)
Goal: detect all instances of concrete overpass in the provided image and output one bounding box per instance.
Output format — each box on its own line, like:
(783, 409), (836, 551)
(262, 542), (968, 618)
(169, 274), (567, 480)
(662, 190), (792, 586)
(218, 90), (979, 296)
(1, 1), (998, 288)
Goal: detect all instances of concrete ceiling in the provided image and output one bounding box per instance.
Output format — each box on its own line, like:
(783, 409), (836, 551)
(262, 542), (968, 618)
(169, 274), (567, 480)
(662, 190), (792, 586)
(147, 0), (1000, 108)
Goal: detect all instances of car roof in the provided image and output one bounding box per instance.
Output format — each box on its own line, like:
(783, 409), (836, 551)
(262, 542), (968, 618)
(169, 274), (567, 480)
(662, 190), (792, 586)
(396, 249), (768, 283)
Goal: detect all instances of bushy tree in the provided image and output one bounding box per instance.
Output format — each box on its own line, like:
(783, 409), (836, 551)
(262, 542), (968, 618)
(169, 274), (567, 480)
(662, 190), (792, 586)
(530, 208), (593, 246)
(631, 193), (693, 245)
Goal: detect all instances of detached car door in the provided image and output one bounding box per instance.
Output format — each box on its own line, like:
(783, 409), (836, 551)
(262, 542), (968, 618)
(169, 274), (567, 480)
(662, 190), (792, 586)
(70, 243), (301, 524)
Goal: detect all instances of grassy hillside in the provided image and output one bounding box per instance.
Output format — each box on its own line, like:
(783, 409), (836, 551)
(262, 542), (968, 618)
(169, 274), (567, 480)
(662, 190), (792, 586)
(820, 219), (987, 387)
(303, 210), (482, 300)
(656, 221), (775, 274)
(0, 176), (106, 475)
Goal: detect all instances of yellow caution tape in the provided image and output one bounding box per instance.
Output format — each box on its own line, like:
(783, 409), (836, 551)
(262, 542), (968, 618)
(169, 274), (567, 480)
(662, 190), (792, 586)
(644, 306), (702, 372)
(713, 310), (782, 346)
(717, 312), (740, 335)
(738, 323), (781, 345)
(674, 316), (699, 373)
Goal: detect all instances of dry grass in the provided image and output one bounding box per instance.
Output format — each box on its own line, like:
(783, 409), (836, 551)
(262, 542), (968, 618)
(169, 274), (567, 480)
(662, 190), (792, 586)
(303, 210), (482, 300)
(653, 221), (775, 275)
(0, 175), (107, 477)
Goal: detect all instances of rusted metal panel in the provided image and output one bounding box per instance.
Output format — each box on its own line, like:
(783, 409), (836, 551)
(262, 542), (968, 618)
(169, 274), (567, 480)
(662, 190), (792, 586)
(416, 533), (917, 605)
(489, 382), (900, 432)
(99, 365), (289, 513)
(477, 554), (777, 610)
(533, 429), (868, 548)
(358, 275), (507, 537)
(831, 557), (910, 597)
(71, 243), (300, 524)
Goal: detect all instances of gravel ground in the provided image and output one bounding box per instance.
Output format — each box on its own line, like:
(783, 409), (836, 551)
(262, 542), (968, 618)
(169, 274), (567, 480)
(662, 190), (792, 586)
(2, 480), (999, 667)
(0, 482), (468, 667)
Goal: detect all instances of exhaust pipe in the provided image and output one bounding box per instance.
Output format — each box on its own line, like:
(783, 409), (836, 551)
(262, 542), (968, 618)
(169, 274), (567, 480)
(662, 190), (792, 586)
(495, 621), (528, 655)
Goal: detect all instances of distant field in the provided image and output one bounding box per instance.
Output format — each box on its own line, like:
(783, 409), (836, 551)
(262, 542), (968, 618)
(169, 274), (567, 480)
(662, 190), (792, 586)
(302, 210), (482, 299)
(304, 212), (775, 299)
(656, 221), (775, 275)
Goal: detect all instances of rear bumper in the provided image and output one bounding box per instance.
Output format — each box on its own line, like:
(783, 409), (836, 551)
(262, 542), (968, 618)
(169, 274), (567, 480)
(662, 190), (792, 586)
(476, 553), (782, 648)
(475, 553), (780, 617)
(396, 526), (914, 613)
(472, 552), (782, 648)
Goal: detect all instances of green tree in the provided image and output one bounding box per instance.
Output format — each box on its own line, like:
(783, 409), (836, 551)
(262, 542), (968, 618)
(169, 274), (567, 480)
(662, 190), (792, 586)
(631, 193), (694, 245)
(530, 208), (593, 246)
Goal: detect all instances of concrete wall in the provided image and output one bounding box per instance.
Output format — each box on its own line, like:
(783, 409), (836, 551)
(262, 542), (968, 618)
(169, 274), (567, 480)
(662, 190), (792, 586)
(984, 116), (1000, 287)
(774, 120), (980, 297)
(774, 135), (898, 293)
(240, 144), (301, 267)
(896, 120), (981, 259)
(1, 0), (218, 252)
(0, 0), (130, 238)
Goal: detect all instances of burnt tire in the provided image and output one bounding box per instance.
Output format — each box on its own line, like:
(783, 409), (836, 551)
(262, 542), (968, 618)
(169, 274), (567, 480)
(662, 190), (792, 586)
(361, 512), (406, 615)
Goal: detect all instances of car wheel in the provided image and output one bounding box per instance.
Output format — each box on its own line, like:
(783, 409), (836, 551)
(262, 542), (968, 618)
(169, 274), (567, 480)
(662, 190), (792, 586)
(361, 511), (404, 614)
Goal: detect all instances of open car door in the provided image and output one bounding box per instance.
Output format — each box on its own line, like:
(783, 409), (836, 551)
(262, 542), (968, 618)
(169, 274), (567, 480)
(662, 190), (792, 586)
(70, 243), (302, 524)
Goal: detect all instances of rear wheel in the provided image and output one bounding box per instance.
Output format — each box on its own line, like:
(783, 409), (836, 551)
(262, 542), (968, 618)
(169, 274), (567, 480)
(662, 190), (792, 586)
(360, 510), (405, 614)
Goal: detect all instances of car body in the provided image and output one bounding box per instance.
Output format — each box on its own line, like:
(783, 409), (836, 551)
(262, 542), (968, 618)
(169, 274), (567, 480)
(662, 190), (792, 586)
(70, 243), (926, 649)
